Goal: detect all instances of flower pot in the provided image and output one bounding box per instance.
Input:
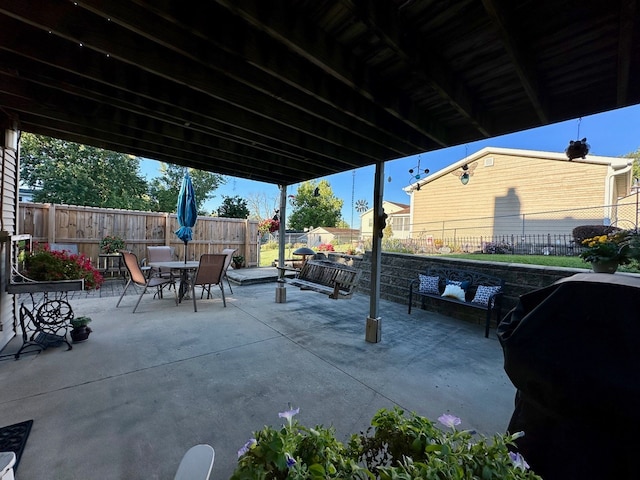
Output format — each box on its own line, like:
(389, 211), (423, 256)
(70, 326), (92, 343)
(591, 260), (619, 274)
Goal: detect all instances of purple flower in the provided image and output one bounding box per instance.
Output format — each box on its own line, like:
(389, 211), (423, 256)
(438, 413), (461, 428)
(509, 451), (530, 470)
(278, 406), (300, 427)
(285, 453), (297, 468)
(237, 438), (257, 458)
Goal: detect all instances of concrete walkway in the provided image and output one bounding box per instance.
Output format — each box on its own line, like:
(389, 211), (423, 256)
(0, 271), (516, 479)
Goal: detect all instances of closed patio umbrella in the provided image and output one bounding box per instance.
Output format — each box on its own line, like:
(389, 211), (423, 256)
(175, 171), (197, 263)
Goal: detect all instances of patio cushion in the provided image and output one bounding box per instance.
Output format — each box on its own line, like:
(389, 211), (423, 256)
(446, 279), (471, 291)
(418, 274), (440, 294)
(472, 285), (502, 306)
(441, 284), (466, 302)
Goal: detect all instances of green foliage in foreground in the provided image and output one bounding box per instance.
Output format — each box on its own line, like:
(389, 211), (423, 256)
(232, 407), (540, 479)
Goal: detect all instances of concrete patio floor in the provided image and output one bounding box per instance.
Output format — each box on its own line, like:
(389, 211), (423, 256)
(0, 269), (517, 479)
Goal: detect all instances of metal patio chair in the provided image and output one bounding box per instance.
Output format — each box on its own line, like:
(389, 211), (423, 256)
(116, 251), (177, 313)
(221, 248), (237, 294)
(190, 253), (227, 312)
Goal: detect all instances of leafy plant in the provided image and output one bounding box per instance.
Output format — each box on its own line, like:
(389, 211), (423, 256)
(579, 230), (631, 264)
(22, 244), (104, 290)
(99, 235), (126, 254)
(483, 241), (513, 254)
(259, 218), (280, 234)
(217, 195), (250, 218)
(572, 224), (622, 244)
(232, 255), (245, 267)
(232, 406), (541, 479)
(70, 316), (92, 328)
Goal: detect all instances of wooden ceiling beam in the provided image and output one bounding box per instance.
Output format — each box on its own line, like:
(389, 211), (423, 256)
(10, 106), (327, 185)
(0, 2), (406, 163)
(341, 0), (493, 137)
(617, 0), (637, 106)
(78, 0), (440, 155)
(212, 0), (452, 147)
(481, 0), (549, 124)
(0, 50), (371, 167)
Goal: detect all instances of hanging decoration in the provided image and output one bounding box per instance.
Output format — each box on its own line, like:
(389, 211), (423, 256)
(408, 155), (429, 190)
(565, 117), (590, 160)
(355, 199), (369, 213)
(452, 162), (477, 185)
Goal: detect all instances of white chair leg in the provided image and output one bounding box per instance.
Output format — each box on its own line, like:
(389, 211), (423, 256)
(174, 444), (214, 480)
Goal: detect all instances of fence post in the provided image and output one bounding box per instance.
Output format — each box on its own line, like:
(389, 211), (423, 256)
(244, 219), (251, 267)
(164, 213), (170, 246)
(48, 203), (56, 244)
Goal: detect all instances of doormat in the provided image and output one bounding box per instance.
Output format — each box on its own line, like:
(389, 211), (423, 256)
(0, 419), (33, 472)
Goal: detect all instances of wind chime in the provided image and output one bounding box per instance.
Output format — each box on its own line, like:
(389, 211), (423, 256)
(408, 155), (429, 190)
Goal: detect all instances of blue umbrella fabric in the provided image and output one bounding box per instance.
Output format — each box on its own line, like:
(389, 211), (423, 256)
(175, 171), (197, 262)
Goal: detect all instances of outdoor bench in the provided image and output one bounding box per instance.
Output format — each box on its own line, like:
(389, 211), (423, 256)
(288, 259), (362, 299)
(408, 266), (505, 337)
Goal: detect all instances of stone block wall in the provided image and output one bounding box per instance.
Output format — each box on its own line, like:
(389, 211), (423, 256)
(331, 252), (634, 330)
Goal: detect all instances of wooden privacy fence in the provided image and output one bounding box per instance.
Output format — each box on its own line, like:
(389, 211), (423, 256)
(18, 203), (259, 266)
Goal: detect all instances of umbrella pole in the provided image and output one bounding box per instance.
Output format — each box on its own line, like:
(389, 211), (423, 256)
(184, 241), (188, 263)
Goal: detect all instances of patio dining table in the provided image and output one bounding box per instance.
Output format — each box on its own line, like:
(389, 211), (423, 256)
(148, 261), (199, 303)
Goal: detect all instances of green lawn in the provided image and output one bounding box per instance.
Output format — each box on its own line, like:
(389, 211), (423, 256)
(260, 246), (640, 273)
(439, 253), (640, 273)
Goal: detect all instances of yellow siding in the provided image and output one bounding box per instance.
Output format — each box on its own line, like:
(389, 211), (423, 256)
(411, 152), (612, 239)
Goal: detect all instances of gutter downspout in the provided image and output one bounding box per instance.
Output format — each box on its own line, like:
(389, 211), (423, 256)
(604, 162), (632, 225)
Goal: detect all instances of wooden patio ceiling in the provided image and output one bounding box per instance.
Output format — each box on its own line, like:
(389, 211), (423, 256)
(1, 0), (639, 186)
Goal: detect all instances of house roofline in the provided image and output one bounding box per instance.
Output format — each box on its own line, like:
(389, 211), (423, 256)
(403, 146), (633, 193)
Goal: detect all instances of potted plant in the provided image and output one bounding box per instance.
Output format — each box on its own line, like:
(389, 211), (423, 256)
(232, 255), (244, 269)
(579, 230), (631, 273)
(99, 235), (126, 254)
(69, 316), (92, 342)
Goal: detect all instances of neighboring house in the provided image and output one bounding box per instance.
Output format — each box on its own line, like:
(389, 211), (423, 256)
(360, 201), (410, 239)
(306, 227), (360, 247)
(18, 187), (35, 202)
(404, 147), (634, 244)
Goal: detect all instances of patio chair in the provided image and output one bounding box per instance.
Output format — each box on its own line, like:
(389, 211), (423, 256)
(191, 253), (227, 312)
(174, 444), (214, 480)
(221, 248), (236, 294)
(116, 251), (178, 313)
(146, 246), (175, 297)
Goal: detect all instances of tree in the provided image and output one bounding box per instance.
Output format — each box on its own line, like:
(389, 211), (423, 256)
(623, 148), (640, 180)
(288, 180), (343, 230)
(217, 195), (250, 218)
(245, 191), (279, 220)
(20, 133), (152, 210)
(148, 164), (225, 214)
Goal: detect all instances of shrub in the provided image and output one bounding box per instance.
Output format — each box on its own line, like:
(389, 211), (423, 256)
(483, 241), (512, 254)
(572, 225), (622, 244)
(317, 243), (335, 252)
(23, 244), (104, 290)
(99, 235), (126, 254)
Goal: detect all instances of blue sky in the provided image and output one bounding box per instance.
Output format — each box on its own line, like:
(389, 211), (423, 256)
(141, 104), (640, 228)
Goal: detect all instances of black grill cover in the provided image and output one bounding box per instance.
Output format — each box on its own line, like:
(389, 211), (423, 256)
(498, 273), (640, 479)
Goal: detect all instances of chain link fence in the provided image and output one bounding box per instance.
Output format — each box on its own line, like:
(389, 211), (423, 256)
(377, 201), (640, 256)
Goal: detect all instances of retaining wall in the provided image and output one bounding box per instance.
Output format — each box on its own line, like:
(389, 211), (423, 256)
(333, 252), (636, 331)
